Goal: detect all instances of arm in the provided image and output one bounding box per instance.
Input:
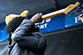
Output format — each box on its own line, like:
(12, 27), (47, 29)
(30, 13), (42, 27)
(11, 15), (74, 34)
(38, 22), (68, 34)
(12, 19), (46, 52)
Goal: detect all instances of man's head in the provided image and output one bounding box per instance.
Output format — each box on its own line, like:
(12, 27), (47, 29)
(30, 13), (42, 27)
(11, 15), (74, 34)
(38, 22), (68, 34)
(5, 10), (40, 34)
(5, 17), (26, 33)
(5, 10), (29, 25)
(5, 10), (29, 33)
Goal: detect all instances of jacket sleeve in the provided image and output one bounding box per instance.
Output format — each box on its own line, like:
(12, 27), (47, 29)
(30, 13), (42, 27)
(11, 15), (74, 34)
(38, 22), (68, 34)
(11, 19), (46, 52)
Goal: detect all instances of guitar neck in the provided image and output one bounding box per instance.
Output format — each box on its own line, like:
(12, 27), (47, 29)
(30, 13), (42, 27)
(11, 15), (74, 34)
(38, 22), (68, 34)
(41, 9), (65, 20)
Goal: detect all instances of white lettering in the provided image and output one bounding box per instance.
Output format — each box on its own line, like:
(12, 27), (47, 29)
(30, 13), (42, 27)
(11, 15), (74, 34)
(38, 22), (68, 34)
(46, 18), (51, 22)
(41, 20), (45, 24)
(45, 23), (47, 28)
(79, 17), (83, 23)
(75, 17), (80, 23)
(40, 25), (44, 29)
(39, 23), (48, 29)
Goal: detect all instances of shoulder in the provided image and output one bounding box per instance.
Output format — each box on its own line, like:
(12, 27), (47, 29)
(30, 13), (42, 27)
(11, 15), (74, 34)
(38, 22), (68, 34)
(21, 19), (34, 24)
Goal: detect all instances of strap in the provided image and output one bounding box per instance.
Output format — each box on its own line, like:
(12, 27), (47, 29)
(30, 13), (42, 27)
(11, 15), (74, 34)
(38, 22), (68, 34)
(9, 33), (12, 45)
(8, 33), (16, 54)
(8, 33), (12, 54)
(8, 43), (16, 54)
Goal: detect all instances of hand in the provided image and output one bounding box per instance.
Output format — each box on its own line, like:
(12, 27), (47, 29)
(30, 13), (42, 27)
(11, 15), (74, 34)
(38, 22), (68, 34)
(30, 13), (42, 23)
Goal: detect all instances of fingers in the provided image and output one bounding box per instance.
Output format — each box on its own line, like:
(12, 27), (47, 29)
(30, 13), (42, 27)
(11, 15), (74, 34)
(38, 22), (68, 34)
(36, 13), (42, 17)
(30, 13), (43, 23)
(38, 13), (42, 16)
(32, 13), (42, 18)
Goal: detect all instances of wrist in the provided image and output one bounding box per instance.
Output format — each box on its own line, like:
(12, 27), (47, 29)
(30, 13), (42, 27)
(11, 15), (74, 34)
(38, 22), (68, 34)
(30, 19), (35, 23)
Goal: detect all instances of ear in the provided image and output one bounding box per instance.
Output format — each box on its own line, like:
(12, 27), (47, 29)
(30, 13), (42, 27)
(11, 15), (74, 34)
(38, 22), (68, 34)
(20, 10), (29, 18)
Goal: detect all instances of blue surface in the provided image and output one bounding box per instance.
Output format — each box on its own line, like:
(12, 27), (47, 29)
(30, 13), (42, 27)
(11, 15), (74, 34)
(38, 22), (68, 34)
(36, 14), (65, 33)
(0, 22), (9, 42)
(0, 5), (83, 42)
(65, 4), (83, 27)
(28, 9), (65, 33)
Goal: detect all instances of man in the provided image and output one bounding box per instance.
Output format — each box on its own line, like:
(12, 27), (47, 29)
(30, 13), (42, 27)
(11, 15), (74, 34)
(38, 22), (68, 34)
(5, 12), (47, 55)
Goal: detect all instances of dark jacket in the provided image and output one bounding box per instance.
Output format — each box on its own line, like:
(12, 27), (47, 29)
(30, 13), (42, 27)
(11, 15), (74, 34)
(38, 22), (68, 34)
(10, 19), (46, 55)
